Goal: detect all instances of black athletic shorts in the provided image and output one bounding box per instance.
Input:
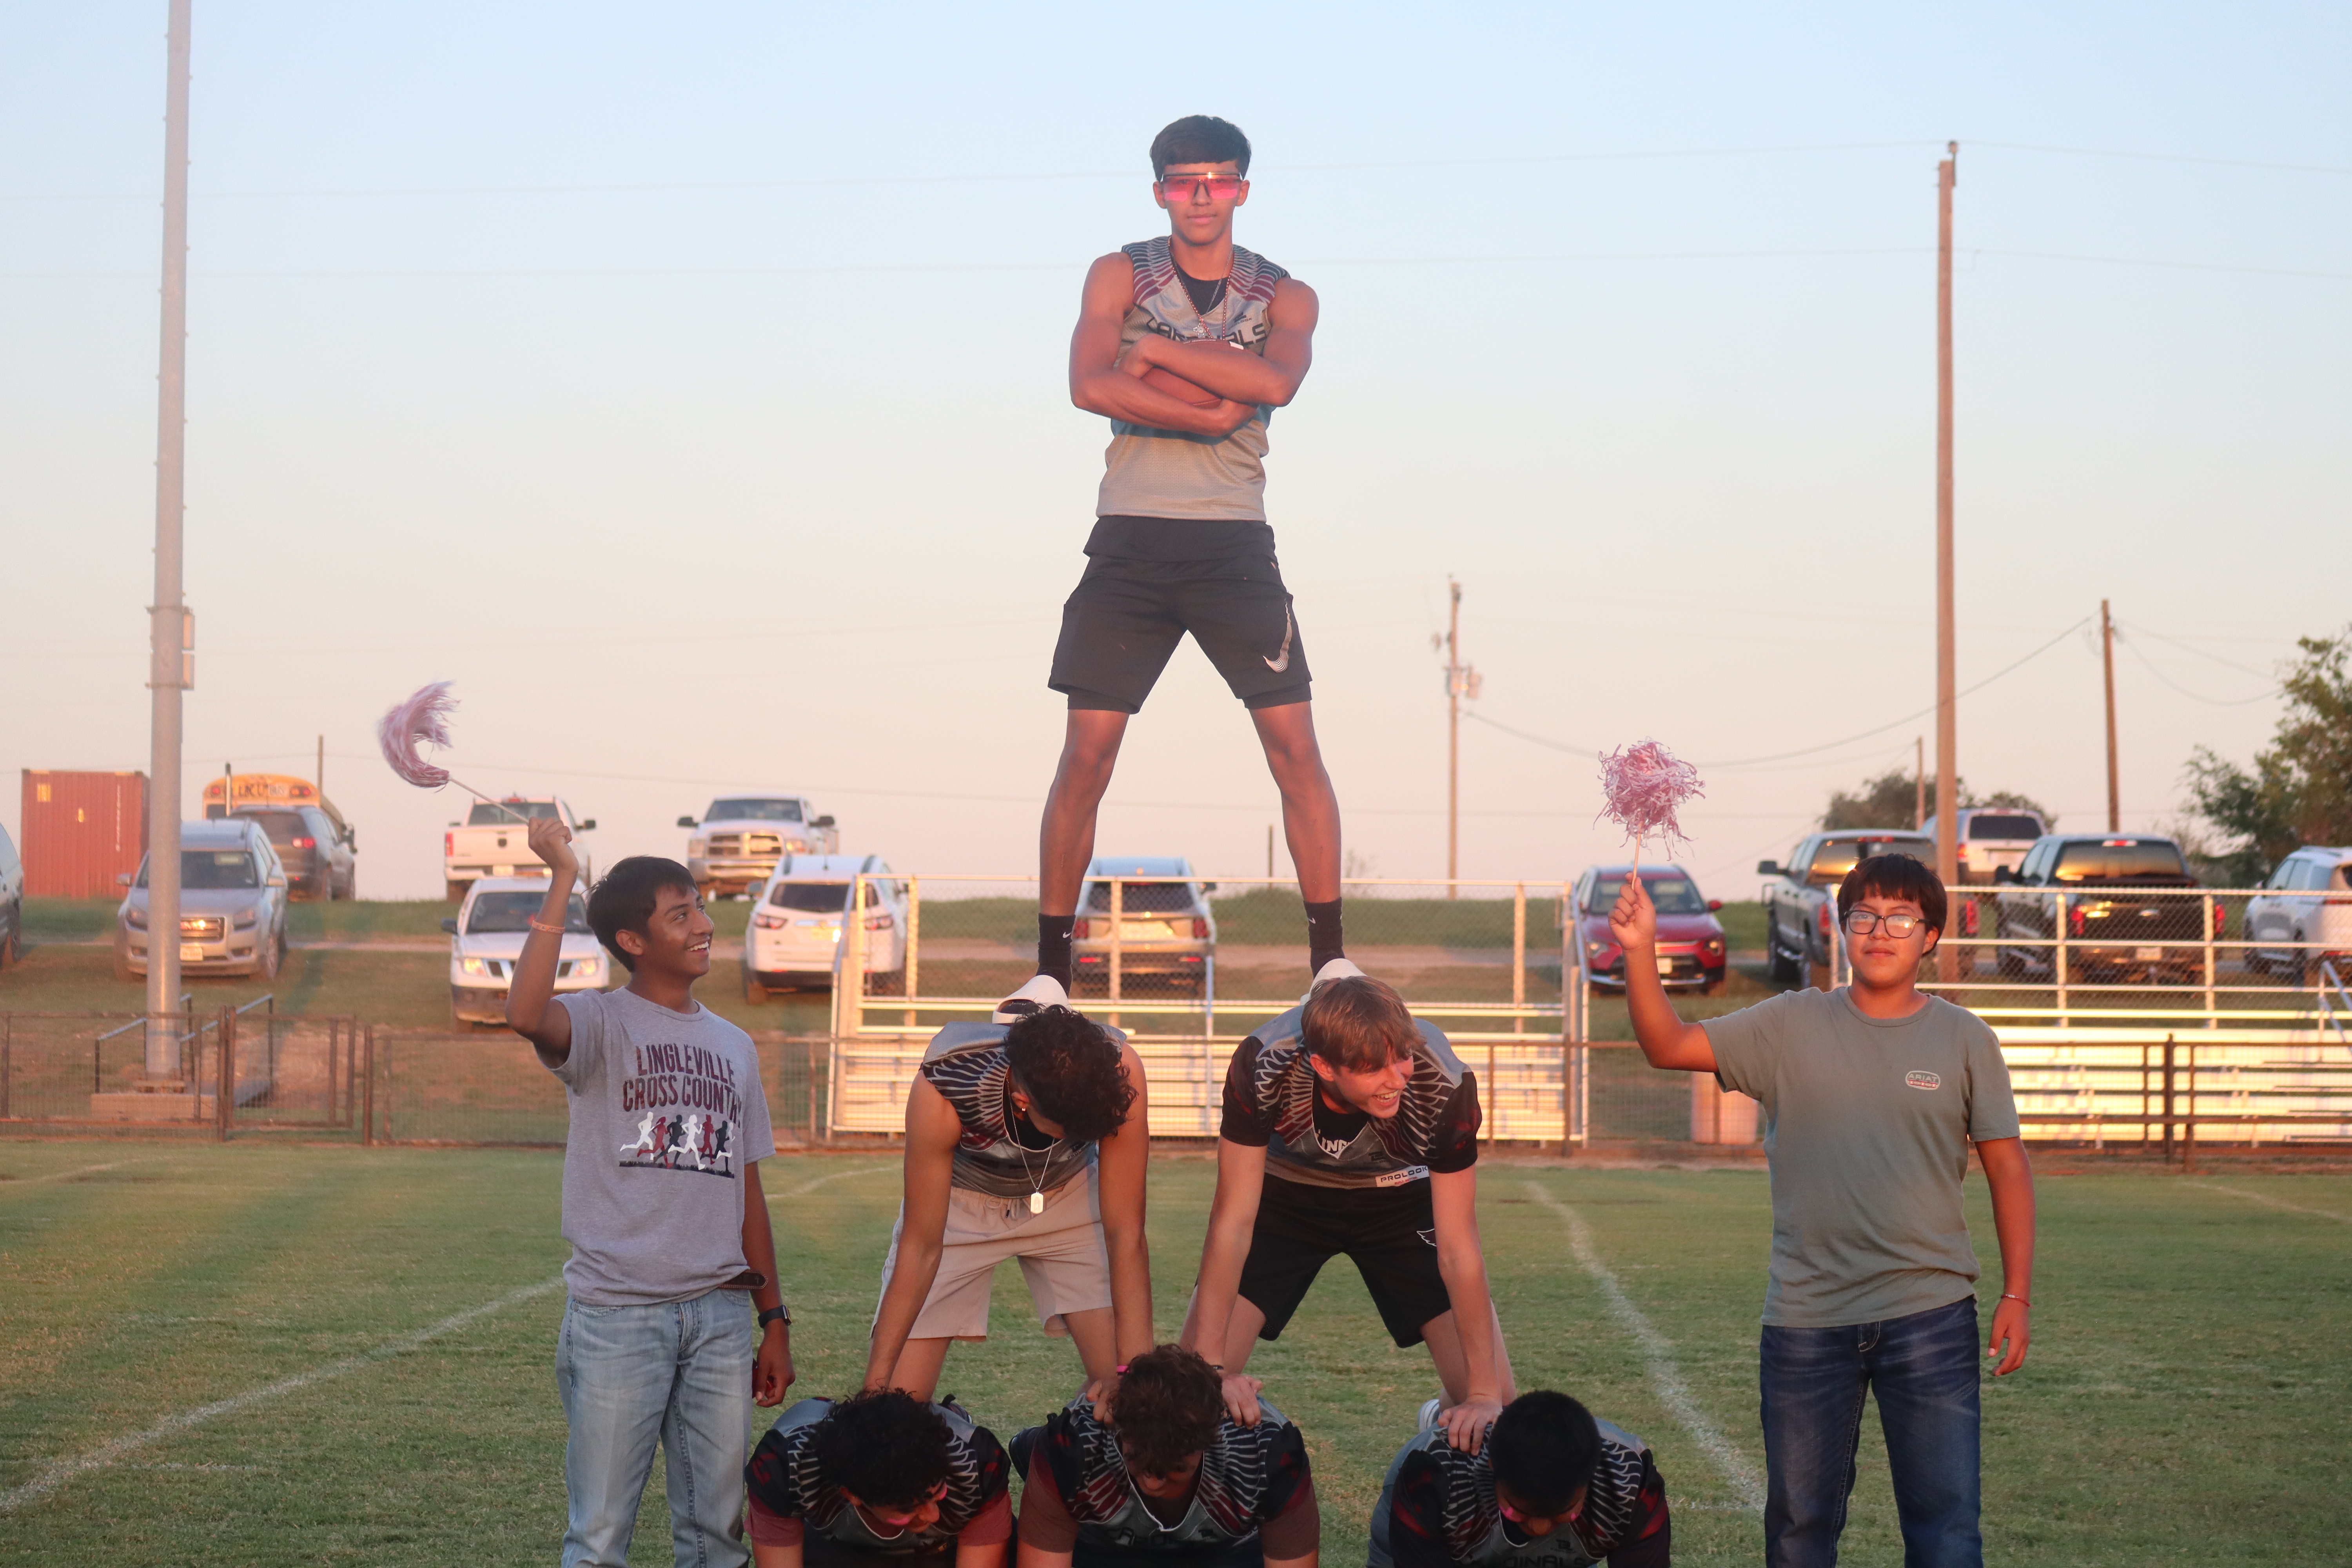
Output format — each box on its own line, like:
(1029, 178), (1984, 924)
(1048, 517), (1311, 714)
(1236, 1174), (1454, 1348)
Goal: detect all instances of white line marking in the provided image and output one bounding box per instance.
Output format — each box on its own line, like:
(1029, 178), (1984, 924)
(770, 1162), (893, 1201)
(0, 1158), (160, 1189)
(0, 1276), (562, 1514)
(2194, 1181), (2352, 1224)
(1526, 1182), (1765, 1510)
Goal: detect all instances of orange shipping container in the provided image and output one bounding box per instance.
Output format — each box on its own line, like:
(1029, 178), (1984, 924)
(21, 770), (149, 898)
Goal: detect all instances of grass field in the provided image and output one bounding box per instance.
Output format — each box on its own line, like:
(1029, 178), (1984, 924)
(3, 1145), (2347, 1565)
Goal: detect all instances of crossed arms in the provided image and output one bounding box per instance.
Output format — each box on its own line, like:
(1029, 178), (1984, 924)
(1067, 252), (1318, 437)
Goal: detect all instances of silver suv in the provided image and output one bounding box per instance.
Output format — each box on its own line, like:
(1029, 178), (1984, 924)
(113, 818), (291, 982)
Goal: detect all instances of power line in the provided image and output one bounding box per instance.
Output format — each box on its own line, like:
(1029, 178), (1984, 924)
(2116, 619), (2281, 679)
(1967, 140), (2352, 177)
(2117, 635), (2280, 706)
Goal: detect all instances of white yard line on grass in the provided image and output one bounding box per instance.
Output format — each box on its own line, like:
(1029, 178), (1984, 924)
(771, 1163), (894, 1200)
(1526, 1183), (1765, 1510)
(0, 1276), (563, 1514)
(2193, 1181), (2352, 1224)
(0, 1157), (161, 1189)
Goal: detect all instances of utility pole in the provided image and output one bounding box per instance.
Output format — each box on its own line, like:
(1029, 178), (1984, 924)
(1915, 736), (1926, 830)
(145, 0), (194, 1079)
(2101, 599), (2120, 831)
(1436, 579), (1478, 901)
(1933, 142), (1959, 979)
(317, 733), (325, 795)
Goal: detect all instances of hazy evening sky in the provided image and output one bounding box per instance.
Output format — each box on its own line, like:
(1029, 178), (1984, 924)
(4, 2), (2346, 900)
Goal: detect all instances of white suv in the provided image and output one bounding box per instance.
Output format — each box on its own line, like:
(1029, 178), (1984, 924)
(1921, 808), (2049, 885)
(441, 877), (607, 1026)
(742, 854), (905, 999)
(2244, 847), (2352, 982)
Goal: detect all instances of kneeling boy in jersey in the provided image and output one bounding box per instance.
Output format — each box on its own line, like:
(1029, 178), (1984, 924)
(1185, 974), (1512, 1452)
(1371, 1392), (1670, 1568)
(745, 1389), (1012, 1568)
(1014, 1345), (1318, 1568)
(868, 1005), (1152, 1406)
(1614, 854), (2034, 1568)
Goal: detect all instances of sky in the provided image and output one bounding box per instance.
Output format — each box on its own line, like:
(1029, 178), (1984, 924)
(3, 1), (2347, 902)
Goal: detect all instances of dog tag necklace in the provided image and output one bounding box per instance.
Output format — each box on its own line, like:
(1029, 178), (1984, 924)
(1011, 1098), (1055, 1214)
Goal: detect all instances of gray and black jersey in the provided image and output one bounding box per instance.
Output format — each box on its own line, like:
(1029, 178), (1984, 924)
(1368, 1419), (1668, 1568)
(1016, 1392), (1316, 1555)
(1218, 1005), (1481, 1189)
(919, 1022), (1124, 1199)
(745, 1396), (1012, 1557)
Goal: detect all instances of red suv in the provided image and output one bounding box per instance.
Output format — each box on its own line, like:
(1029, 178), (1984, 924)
(1572, 863), (1728, 994)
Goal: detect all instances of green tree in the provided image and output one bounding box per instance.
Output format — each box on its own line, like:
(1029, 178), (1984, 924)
(1821, 770), (2053, 831)
(2183, 630), (2352, 884)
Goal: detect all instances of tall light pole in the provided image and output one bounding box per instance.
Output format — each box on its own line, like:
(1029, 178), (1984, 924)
(1933, 143), (1959, 978)
(145, 0), (194, 1076)
(1436, 579), (1477, 901)
(2102, 599), (2121, 831)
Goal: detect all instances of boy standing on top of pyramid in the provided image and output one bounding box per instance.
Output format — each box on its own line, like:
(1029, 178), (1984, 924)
(1000, 114), (1349, 1020)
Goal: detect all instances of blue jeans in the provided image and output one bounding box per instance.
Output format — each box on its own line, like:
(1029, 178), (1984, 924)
(557, 1290), (754, 1568)
(1759, 1294), (1981, 1568)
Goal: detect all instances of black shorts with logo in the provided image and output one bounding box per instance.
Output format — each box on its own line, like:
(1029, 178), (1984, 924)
(1236, 1173), (1455, 1348)
(1048, 517), (1312, 714)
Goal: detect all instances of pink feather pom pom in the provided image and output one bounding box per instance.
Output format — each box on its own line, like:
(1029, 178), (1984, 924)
(377, 681), (459, 789)
(1596, 739), (1706, 851)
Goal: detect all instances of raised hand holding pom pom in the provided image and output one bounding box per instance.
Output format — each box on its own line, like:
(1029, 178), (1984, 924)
(1597, 739), (1705, 871)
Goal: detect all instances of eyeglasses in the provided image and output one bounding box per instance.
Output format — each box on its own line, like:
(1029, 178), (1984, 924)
(1843, 910), (1926, 938)
(1158, 174), (1244, 201)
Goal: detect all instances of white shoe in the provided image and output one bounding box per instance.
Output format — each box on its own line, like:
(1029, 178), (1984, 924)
(1416, 1396), (1443, 1432)
(1302, 956), (1366, 1003)
(993, 973), (1070, 1025)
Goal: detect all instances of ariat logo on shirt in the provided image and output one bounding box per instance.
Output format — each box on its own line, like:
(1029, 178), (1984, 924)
(1905, 1070), (1942, 1091)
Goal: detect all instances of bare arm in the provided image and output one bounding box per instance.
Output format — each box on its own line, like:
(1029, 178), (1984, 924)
(1607, 875), (1718, 1073)
(1429, 1166), (1503, 1452)
(506, 818), (579, 1067)
(1091, 1042), (1156, 1371)
(956, 1539), (1009, 1568)
(865, 1078), (961, 1390)
(1069, 254), (1256, 436)
(751, 1540), (802, 1568)
(1976, 1136), (2036, 1375)
(1186, 1138), (1269, 1423)
(1124, 277), (1317, 406)
(742, 1162), (795, 1406)
(1017, 1541), (1072, 1568)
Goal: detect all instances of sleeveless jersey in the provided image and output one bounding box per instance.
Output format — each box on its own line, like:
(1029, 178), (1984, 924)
(1218, 1006), (1482, 1189)
(1367, 1418), (1662, 1568)
(1096, 235), (1292, 524)
(745, 1396), (1010, 1557)
(1024, 1392), (1312, 1552)
(918, 1022), (1120, 1199)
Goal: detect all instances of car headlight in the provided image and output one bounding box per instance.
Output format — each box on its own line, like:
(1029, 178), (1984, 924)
(126, 906), (147, 931)
(1587, 940), (1610, 956)
(233, 908), (258, 929)
(461, 957), (490, 976)
(576, 956), (601, 978)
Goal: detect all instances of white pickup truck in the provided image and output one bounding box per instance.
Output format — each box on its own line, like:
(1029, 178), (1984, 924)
(677, 793), (837, 900)
(443, 796), (594, 901)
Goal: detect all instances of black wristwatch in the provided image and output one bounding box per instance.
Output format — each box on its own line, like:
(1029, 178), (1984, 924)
(757, 1305), (790, 1331)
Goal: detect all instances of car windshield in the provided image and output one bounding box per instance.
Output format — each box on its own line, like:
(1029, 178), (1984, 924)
(237, 810), (310, 844)
(709, 798), (803, 823)
(138, 850), (260, 890)
(1810, 839), (1926, 882)
(1083, 880), (1196, 913)
(2055, 840), (2188, 880)
(467, 800), (557, 825)
(1587, 874), (1708, 914)
(1968, 814), (2043, 841)
(769, 882), (849, 913)
(467, 892), (590, 934)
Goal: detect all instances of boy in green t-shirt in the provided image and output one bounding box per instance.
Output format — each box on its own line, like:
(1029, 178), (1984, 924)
(1612, 853), (2034, 1568)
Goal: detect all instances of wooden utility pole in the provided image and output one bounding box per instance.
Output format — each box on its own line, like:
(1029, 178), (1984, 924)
(1933, 143), (1959, 978)
(1915, 736), (1927, 829)
(2102, 600), (2120, 831)
(1444, 579), (1463, 899)
(317, 733), (325, 795)
(145, 0), (194, 1077)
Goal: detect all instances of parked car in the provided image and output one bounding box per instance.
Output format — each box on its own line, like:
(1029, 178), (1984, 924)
(112, 818), (290, 981)
(678, 794), (838, 900)
(1572, 863), (1727, 993)
(1758, 831), (1934, 982)
(443, 797), (593, 901)
(0, 821), (22, 971)
(1991, 833), (2212, 984)
(2243, 846), (2352, 982)
(743, 853), (905, 998)
(1920, 808), (2048, 885)
(1073, 856), (1216, 996)
(233, 804), (356, 900)
(441, 877), (605, 1027)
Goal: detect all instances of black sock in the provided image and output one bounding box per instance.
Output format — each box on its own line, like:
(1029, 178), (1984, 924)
(1305, 899), (1345, 977)
(1036, 913), (1075, 991)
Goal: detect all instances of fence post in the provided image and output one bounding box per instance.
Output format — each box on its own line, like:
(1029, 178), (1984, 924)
(2184, 1038), (2199, 1172)
(2202, 894), (2217, 1026)
(216, 1004), (234, 1142)
(1, 1014), (9, 1120)
(1512, 884), (1526, 1036)
(1109, 878), (1124, 1030)
(808, 1037), (819, 1145)
(2161, 1034), (2176, 1163)
(1486, 1040), (1497, 1147)
(904, 877), (920, 1031)
(361, 1025), (376, 1147)
(2054, 892), (2071, 1027)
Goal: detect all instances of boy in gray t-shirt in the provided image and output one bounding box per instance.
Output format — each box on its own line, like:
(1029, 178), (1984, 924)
(510, 818), (794, 1568)
(1612, 853), (2034, 1568)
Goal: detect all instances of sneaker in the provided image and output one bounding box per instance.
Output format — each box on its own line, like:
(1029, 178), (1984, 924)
(1302, 956), (1367, 1003)
(1417, 1396), (1444, 1432)
(993, 973), (1070, 1025)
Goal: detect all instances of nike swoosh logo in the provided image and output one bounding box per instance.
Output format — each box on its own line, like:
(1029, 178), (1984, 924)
(1263, 605), (1295, 673)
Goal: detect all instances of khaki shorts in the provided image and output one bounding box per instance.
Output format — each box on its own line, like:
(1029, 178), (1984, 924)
(877, 1170), (1111, 1341)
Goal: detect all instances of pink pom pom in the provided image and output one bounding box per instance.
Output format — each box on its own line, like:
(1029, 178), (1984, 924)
(377, 681), (458, 789)
(1597, 739), (1705, 855)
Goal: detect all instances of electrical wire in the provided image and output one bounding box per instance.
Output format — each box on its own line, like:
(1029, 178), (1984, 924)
(2116, 619), (2284, 679)
(2118, 636), (2281, 706)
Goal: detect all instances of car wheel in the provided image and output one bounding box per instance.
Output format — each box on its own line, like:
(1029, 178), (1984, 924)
(450, 991), (465, 1029)
(1703, 971), (1728, 997)
(1766, 925), (1799, 984)
(256, 929), (282, 982)
(742, 965), (767, 1003)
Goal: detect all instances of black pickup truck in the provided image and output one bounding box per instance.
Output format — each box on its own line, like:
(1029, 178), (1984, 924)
(1990, 833), (2216, 984)
(1757, 830), (1935, 982)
